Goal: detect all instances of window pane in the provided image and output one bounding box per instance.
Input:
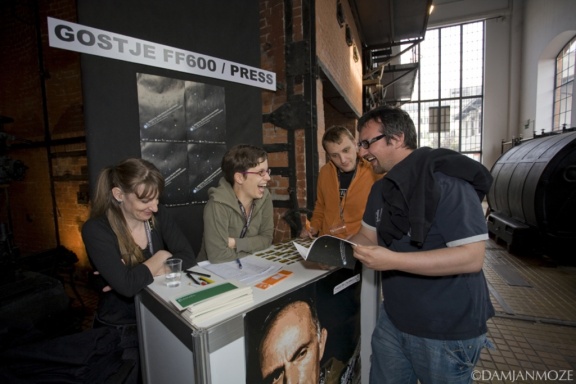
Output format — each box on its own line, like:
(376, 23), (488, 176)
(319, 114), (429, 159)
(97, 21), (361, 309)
(419, 29), (439, 100)
(402, 21), (484, 159)
(440, 26), (461, 99)
(460, 97), (483, 152)
(462, 23), (484, 96)
(439, 100), (460, 151)
(553, 35), (575, 129)
(416, 101), (439, 148)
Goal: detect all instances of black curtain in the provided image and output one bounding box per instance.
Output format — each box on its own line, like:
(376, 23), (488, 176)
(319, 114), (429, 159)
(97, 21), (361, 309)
(78, 0), (263, 253)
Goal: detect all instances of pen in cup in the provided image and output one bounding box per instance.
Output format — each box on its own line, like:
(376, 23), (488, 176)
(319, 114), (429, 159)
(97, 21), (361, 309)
(236, 258), (243, 269)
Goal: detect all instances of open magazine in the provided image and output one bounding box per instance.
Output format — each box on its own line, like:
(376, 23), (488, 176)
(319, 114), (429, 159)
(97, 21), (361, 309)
(293, 235), (357, 269)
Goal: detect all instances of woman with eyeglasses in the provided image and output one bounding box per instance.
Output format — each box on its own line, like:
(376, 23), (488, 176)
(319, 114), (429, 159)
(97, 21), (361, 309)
(198, 144), (274, 263)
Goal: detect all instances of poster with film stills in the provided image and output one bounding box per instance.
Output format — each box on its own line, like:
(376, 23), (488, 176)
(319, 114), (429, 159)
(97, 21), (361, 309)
(137, 73), (227, 205)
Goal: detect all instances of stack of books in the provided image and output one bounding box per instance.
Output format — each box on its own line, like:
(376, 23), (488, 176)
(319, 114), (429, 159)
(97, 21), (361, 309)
(171, 282), (253, 323)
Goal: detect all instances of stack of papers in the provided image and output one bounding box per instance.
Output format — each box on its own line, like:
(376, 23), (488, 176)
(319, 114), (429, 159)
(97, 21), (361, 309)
(202, 257), (282, 285)
(171, 282), (253, 323)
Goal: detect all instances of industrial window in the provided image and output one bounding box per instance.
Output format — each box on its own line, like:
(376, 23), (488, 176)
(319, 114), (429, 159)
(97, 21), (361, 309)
(553, 35), (575, 130)
(401, 21), (484, 161)
(429, 106), (450, 132)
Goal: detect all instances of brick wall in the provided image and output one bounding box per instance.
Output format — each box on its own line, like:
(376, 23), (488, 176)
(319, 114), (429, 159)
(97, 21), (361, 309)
(260, 0), (307, 243)
(0, 0), (89, 268)
(260, 0), (362, 243)
(316, 0), (363, 115)
(324, 102), (358, 136)
(52, 146), (90, 268)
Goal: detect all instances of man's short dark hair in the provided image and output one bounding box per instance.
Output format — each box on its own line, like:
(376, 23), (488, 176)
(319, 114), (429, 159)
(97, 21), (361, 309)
(357, 105), (418, 150)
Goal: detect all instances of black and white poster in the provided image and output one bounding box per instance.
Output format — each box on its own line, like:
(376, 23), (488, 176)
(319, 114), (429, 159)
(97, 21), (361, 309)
(137, 73), (227, 205)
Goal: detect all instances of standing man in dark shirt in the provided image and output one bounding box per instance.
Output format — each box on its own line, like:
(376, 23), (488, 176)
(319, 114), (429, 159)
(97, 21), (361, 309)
(351, 106), (494, 384)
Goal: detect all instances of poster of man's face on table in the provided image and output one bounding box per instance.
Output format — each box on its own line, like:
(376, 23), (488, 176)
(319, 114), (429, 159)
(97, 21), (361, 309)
(245, 268), (361, 384)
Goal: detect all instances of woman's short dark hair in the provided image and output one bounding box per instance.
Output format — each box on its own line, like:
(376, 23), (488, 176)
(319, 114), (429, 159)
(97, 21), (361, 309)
(221, 144), (268, 185)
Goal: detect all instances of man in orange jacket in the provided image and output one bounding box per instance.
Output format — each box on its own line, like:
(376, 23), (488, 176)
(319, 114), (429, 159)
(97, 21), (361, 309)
(300, 126), (381, 239)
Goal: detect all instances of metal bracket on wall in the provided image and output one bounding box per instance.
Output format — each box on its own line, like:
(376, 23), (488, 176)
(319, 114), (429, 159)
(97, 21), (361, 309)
(262, 144), (291, 180)
(262, 1), (318, 237)
(263, 96), (310, 131)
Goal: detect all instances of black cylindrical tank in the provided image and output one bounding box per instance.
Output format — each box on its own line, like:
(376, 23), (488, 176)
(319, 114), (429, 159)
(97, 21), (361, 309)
(488, 131), (576, 242)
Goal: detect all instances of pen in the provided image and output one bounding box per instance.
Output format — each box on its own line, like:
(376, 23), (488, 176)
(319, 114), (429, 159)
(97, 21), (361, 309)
(186, 272), (205, 285)
(186, 270), (211, 278)
(199, 276), (215, 284)
(236, 258), (243, 269)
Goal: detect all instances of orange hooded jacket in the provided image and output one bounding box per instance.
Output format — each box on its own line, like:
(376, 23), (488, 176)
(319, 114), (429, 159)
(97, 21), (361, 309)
(309, 157), (381, 238)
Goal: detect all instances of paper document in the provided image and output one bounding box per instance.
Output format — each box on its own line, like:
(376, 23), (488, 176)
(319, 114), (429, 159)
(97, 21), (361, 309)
(187, 293), (253, 323)
(171, 282), (254, 323)
(202, 257), (282, 285)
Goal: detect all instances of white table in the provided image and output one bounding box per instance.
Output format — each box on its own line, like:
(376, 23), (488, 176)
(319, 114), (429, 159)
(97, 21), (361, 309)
(136, 240), (379, 384)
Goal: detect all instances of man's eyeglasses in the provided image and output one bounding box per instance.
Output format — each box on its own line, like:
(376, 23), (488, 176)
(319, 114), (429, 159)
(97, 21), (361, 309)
(242, 169), (272, 177)
(358, 134), (386, 149)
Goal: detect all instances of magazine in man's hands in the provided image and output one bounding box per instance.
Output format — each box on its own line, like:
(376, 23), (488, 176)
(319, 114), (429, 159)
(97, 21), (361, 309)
(293, 235), (357, 269)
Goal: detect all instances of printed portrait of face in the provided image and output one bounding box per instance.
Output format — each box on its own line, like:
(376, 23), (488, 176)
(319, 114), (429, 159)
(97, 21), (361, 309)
(259, 300), (328, 384)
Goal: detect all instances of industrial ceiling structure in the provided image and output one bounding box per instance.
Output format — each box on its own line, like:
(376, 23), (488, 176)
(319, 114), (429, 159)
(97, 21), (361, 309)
(323, 0), (433, 116)
(353, 0), (432, 108)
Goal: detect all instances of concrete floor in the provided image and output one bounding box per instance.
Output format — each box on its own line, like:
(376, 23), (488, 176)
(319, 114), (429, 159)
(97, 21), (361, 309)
(474, 238), (576, 383)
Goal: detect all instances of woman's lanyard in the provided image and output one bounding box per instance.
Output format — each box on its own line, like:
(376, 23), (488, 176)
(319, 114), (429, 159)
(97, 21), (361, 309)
(238, 201), (255, 238)
(144, 220), (154, 255)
